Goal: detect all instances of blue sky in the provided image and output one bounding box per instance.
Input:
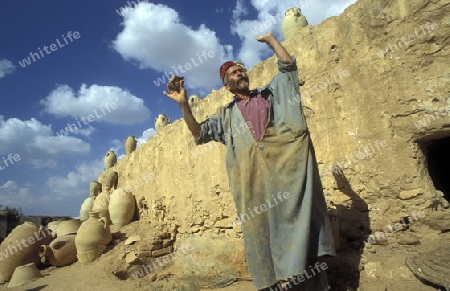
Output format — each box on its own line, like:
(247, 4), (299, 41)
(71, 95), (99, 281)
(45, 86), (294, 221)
(0, 0), (356, 217)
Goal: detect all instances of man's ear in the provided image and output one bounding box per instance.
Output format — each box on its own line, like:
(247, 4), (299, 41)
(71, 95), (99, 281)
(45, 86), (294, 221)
(224, 83), (231, 91)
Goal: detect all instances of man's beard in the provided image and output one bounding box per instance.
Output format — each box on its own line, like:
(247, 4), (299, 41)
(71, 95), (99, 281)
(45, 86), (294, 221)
(228, 76), (250, 93)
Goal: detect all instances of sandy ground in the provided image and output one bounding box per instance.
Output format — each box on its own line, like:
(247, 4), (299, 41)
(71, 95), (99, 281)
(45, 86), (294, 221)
(0, 262), (255, 291)
(1, 223), (448, 291)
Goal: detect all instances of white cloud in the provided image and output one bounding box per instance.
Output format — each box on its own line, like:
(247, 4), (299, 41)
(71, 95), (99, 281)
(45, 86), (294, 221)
(232, 0), (248, 20)
(71, 125), (96, 137)
(230, 0), (357, 68)
(0, 59), (15, 79)
(112, 2), (233, 91)
(46, 159), (104, 197)
(0, 181), (33, 209)
(0, 116), (90, 168)
(40, 84), (151, 125)
(137, 128), (156, 147)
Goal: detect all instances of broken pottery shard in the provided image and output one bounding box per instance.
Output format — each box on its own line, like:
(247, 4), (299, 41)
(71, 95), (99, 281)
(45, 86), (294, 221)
(125, 235), (142, 246)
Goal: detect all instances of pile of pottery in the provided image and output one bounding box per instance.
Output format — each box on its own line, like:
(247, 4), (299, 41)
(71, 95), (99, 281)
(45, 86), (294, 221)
(39, 219), (80, 267)
(0, 221), (52, 283)
(72, 143), (138, 263)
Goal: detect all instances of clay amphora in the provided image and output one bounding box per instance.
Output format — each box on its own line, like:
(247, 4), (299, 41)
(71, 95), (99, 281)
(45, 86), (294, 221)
(79, 196), (95, 221)
(281, 7), (308, 41)
(75, 211), (111, 263)
(56, 219), (81, 237)
(89, 181), (102, 197)
(104, 151), (117, 169)
(125, 135), (137, 155)
(0, 222), (52, 281)
(188, 94), (201, 108)
(104, 170), (118, 191)
(39, 234), (77, 267)
(92, 191), (111, 224)
(109, 188), (136, 228)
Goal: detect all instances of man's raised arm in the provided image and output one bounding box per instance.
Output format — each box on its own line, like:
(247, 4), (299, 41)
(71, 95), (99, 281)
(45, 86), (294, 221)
(163, 80), (201, 140)
(256, 32), (291, 62)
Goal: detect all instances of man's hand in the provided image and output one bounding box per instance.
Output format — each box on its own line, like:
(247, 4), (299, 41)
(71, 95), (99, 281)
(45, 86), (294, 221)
(163, 79), (187, 105)
(256, 32), (275, 43)
(255, 31), (291, 62)
(163, 78), (201, 139)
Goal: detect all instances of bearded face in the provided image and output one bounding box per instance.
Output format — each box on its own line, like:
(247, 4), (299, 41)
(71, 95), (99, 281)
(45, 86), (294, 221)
(225, 66), (250, 94)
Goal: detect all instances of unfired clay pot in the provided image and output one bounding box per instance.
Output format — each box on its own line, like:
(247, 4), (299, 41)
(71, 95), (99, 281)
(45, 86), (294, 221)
(0, 222), (52, 281)
(79, 196), (95, 221)
(39, 234), (77, 267)
(125, 136), (137, 155)
(89, 181), (102, 197)
(281, 7), (308, 41)
(109, 188), (136, 228)
(92, 191), (111, 224)
(104, 151), (117, 169)
(104, 171), (118, 191)
(75, 211), (111, 263)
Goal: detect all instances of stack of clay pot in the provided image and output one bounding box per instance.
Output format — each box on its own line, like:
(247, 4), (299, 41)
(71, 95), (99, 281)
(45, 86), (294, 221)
(104, 150), (117, 169)
(125, 135), (137, 155)
(0, 222), (52, 282)
(39, 219), (80, 267)
(281, 7), (308, 41)
(109, 188), (136, 228)
(92, 171), (117, 224)
(75, 211), (112, 263)
(79, 181), (102, 221)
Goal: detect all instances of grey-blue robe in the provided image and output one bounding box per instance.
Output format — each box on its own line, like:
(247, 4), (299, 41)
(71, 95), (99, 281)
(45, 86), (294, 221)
(196, 57), (336, 289)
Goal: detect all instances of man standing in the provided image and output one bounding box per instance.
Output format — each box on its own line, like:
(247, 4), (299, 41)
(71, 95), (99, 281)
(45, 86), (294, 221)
(164, 32), (335, 291)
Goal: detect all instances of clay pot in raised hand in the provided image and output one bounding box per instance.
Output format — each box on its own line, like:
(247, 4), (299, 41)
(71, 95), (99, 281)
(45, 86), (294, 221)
(109, 188), (136, 228)
(39, 234), (77, 267)
(125, 136), (137, 155)
(0, 222), (52, 281)
(167, 75), (184, 92)
(104, 151), (117, 169)
(75, 211), (111, 263)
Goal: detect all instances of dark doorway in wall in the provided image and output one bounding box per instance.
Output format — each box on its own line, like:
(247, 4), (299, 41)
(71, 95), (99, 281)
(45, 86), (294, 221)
(424, 137), (450, 201)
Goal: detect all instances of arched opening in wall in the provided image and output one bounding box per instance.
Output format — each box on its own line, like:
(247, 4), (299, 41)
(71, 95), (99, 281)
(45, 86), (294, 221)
(420, 136), (450, 202)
